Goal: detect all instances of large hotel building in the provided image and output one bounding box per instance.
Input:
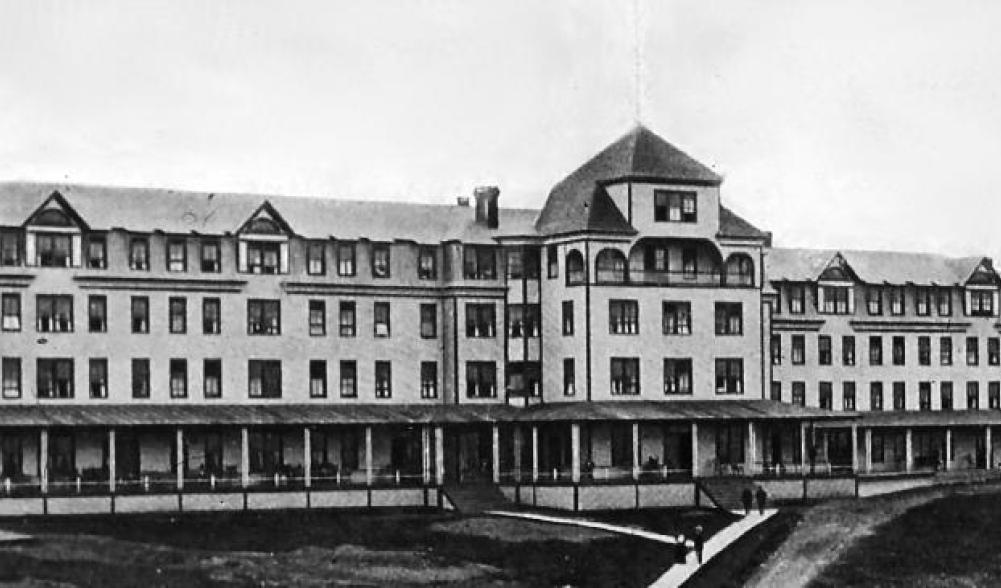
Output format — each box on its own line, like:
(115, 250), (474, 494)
(0, 125), (993, 513)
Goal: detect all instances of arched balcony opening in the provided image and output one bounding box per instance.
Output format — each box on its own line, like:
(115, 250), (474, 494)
(626, 238), (724, 286)
(595, 248), (628, 284)
(725, 253), (755, 287)
(565, 250), (585, 286)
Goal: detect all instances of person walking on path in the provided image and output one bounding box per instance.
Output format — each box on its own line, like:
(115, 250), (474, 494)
(692, 525), (705, 565)
(673, 533), (689, 565)
(755, 485), (767, 514)
(741, 487), (753, 516)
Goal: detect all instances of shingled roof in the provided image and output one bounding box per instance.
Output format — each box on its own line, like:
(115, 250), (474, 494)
(766, 247), (993, 286)
(719, 206), (770, 241)
(535, 125), (722, 236)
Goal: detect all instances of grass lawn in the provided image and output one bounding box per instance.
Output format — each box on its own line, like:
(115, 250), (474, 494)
(0, 507), (731, 586)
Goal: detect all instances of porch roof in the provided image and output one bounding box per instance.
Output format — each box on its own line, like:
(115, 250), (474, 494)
(842, 409), (1001, 428)
(515, 399), (845, 422)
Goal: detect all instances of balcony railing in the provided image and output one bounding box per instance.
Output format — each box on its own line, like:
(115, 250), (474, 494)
(587, 270), (750, 288)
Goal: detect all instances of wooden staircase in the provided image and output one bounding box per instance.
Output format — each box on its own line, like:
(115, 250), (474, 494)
(698, 477), (756, 512)
(441, 483), (511, 514)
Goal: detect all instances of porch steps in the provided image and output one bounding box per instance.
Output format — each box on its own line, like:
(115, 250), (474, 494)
(442, 483), (510, 514)
(698, 477), (757, 513)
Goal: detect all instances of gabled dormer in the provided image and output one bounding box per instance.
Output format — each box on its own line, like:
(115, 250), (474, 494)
(963, 258), (1000, 317)
(816, 253), (859, 315)
(22, 191), (88, 268)
(235, 201), (293, 274)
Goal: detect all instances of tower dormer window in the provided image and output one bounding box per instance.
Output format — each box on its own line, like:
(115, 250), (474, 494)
(654, 190), (697, 223)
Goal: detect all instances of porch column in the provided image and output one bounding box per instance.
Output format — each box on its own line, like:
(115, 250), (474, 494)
(491, 424), (500, 484)
(800, 422), (808, 476)
(864, 428), (873, 473)
(945, 428), (952, 471)
(571, 422), (581, 483)
(531, 425), (539, 483)
(421, 425), (431, 485)
(512, 425), (523, 480)
(631, 422), (640, 480)
(240, 426), (250, 488)
(987, 426), (993, 470)
(303, 427), (311, 489)
(39, 428), (48, 495)
(746, 421), (757, 475)
(691, 423), (699, 477)
(365, 425), (373, 486)
(905, 428), (914, 472)
(851, 423), (859, 473)
(108, 428), (116, 493)
(176, 428), (184, 491)
(434, 425), (445, 485)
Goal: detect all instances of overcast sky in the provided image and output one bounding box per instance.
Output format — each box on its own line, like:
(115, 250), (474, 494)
(1, 1), (999, 255)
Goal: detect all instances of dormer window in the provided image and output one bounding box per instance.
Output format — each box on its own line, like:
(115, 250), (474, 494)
(0, 231), (21, 266)
(788, 285), (805, 314)
(936, 288), (952, 316)
(654, 190), (697, 223)
(867, 287), (883, 315)
(463, 245), (497, 280)
(167, 239), (187, 272)
(129, 238), (149, 271)
(970, 290), (995, 317)
(914, 287), (930, 316)
(371, 244), (390, 278)
(307, 242), (326, 275)
(86, 236), (106, 269)
(37, 234), (72, 267)
(236, 203), (291, 275)
(247, 241), (280, 274)
(200, 241), (221, 273)
(820, 285), (852, 315)
(417, 247), (436, 280)
(889, 287), (905, 315)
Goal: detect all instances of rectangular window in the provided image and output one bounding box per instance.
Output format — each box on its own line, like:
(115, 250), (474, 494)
(970, 290), (995, 316)
(1, 358), (21, 399)
(337, 242), (356, 276)
(821, 286), (850, 314)
(654, 190), (697, 222)
(204, 359), (222, 399)
(990, 382), (1001, 410)
(845, 382), (860, 411)
(818, 335), (832, 365)
(466, 361), (497, 398)
(420, 361), (438, 399)
(792, 382), (805, 406)
(869, 336), (883, 366)
(1, 293), (21, 332)
(770, 335), (781, 365)
(937, 288), (952, 316)
(867, 287), (883, 315)
(307, 241), (326, 275)
(36, 234), (72, 267)
(246, 241), (281, 274)
(506, 249), (524, 279)
(547, 245), (559, 279)
(371, 244), (390, 278)
(682, 248), (697, 278)
(789, 285), (805, 314)
(247, 299), (281, 335)
(463, 246), (497, 280)
(88, 358), (108, 398)
(893, 382), (906, 410)
(562, 301), (574, 336)
(202, 298), (221, 334)
(309, 360), (327, 398)
(417, 247), (436, 280)
(967, 337), (979, 366)
(968, 382), (981, 409)
(339, 360), (357, 398)
(941, 382), (953, 411)
(37, 359), (73, 399)
(770, 382), (782, 402)
(420, 303), (437, 338)
(664, 358), (693, 395)
(792, 335), (805, 365)
(131, 358), (150, 399)
(889, 288), (904, 315)
(167, 239), (187, 272)
(0, 231), (21, 266)
(915, 287), (930, 315)
(563, 358), (575, 396)
(129, 237), (149, 270)
(309, 300), (326, 336)
(714, 302), (743, 335)
(339, 301), (356, 336)
(892, 336), (905, 366)
(870, 382), (883, 411)
(37, 295), (73, 333)
(610, 357), (640, 396)
(918, 336), (931, 366)
(200, 241), (220, 273)
(465, 304), (496, 337)
(819, 382), (833, 409)
(86, 296), (107, 332)
(715, 358), (744, 395)
(131, 296), (149, 334)
(990, 338), (1000, 366)
(663, 301), (692, 335)
(169, 358), (188, 398)
(919, 382), (931, 411)
(843, 336), (856, 366)
(248, 359), (281, 398)
(507, 304), (540, 338)
(373, 302), (391, 337)
(941, 337), (953, 366)
(374, 361), (392, 398)
(84, 236), (106, 269)
(169, 297), (186, 334)
(608, 300), (640, 335)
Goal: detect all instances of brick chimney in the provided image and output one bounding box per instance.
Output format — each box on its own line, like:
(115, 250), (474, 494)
(473, 186), (500, 229)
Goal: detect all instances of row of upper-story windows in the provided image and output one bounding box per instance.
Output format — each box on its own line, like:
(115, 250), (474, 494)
(605, 357), (744, 396)
(583, 300), (743, 336)
(773, 379), (1001, 412)
(773, 333), (1000, 367)
(777, 283), (996, 317)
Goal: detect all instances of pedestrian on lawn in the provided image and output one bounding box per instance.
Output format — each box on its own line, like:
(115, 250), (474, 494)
(674, 533), (689, 564)
(755, 485), (767, 514)
(692, 525), (704, 565)
(741, 487), (753, 515)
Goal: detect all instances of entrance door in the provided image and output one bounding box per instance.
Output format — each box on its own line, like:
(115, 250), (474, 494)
(827, 430), (853, 469)
(444, 427), (491, 484)
(115, 432), (140, 481)
(976, 434), (987, 469)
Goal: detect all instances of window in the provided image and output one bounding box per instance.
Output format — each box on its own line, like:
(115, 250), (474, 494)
(915, 288), (930, 315)
(682, 247), (696, 277)
(866, 287), (883, 315)
(715, 359), (744, 395)
(246, 241), (281, 274)
(869, 336), (883, 366)
(654, 190), (697, 222)
(337, 242), (356, 276)
(1, 293), (21, 331)
(37, 358), (73, 398)
(893, 382), (906, 410)
(789, 285), (805, 314)
(595, 249), (627, 283)
(714, 303), (742, 335)
(990, 382), (1001, 410)
(307, 242), (326, 275)
(664, 358), (693, 395)
(420, 304), (437, 338)
(203, 298), (221, 334)
(0, 231), (21, 266)
(937, 288), (952, 316)
(340, 361), (357, 398)
(506, 249), (524, 279)
(770, 382), (781, 402)
(247, 299), (281, 335)
(248, 360), (281, 398)
(508, 304), (540, 338)
(87, 295), (106, 332)
(565, 250), (585, 285)
(374, 361), (392, 398)
(129, 238), (149, 270)
(843, 382), (857, 411)
(465, 304), (496, 337)
(940, 382), (953, 411)
(610, 300), (639, 334)
(562, 301), (574, 336)
(2, 358), (21, 399)
(792, 382), (805, 406)
(85, 236), (106, 269)
(371, 244), (390, 278)
(167, 239), (187, 272)
(547, 244), (558, 278)
(195, 241), (219, 273)
(339, 301), (356, 337)
(610, 358), (640, 395)
(818, 336), (832, 365)
(169, 297), (187, 334)
(420, 362), (438, 399)
(889, 288), (904, 315)
(563, 358), (575, 396)
(663, 301), (692, 335)
(821, 286), (850, 314)
(870, 382), (883, 411)
(941, 337), (953, 366)
(418, 247), (436, 280)
(968, 382), (981, 410)
(373, 302), (390, 337)
(309, 300), (326, 336)
(892, 336), (905, 366)
(37, 295), (73, 332)
(89, 358), (108, 398)
(466, 361), (497, 398)
(918, 382), (931, 411)
(37, 234), (71, 267)
(309, 360), (327, 398)
(131, 297), (149, 333)
(970, 290), (995, 316)
(967, 337), (979, 366)
(204, 359), (222, 399)
(843, 336), (856, 366)
(169, 359), (188, 398)
(991, 338), (1000, 366)
(463, 246), (497, 279)
(791, 335), (805, 365)
(819, 382), (833, 409)
(770, 335), (781, 365)
(131, 359), (150, 399)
